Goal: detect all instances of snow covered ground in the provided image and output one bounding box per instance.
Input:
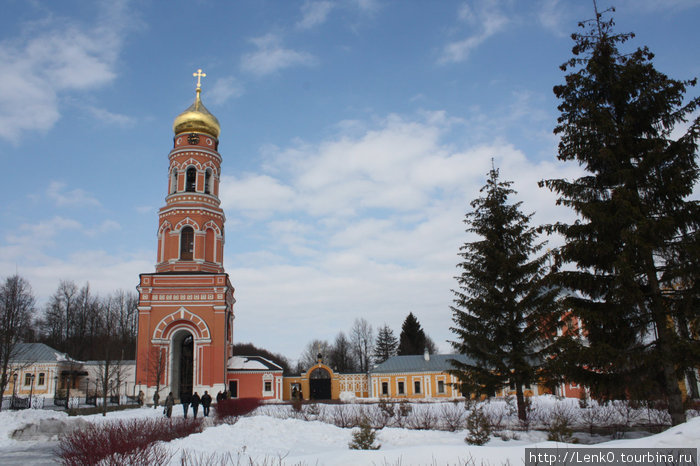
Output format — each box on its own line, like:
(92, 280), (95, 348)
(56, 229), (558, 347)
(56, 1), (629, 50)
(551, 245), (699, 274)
(0, 399), (698, 465)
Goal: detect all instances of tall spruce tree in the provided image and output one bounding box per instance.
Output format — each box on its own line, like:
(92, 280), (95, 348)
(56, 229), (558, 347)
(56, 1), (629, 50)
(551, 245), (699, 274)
(397, 313), (427, 356)
(373, 324), (398, 364)
(451, 164), (559, 422)
(540, 7), (699, 425)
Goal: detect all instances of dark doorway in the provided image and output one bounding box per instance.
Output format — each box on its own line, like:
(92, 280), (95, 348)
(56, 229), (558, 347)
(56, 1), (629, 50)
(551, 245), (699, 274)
(309, 368), (331, 400)
(229, 380), (238, 398)
(179, 335), (193, 400)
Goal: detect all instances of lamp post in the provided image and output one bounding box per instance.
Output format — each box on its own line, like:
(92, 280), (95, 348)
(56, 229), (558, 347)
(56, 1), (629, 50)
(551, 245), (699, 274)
(65, 372), (71, 411)
(53, 375), (58, 399)
(28, 374), (35, 408)
(85, 377), (89, 403)
(11, 373), (17, 409)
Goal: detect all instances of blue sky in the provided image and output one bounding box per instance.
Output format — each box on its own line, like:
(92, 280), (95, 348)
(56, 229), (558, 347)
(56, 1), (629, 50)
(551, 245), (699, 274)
(1, 0), (698, 363)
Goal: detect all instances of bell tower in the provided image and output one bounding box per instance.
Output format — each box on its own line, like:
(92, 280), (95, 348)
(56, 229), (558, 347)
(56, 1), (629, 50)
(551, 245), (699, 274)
(135, 70), (235, 401)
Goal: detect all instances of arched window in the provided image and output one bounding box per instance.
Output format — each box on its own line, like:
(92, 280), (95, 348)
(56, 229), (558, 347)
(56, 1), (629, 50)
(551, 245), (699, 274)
(170, 168), (178, 194)
(185, 167), (196, 192)
(204, 169), (212, 194)
(180, 226), (194, 260)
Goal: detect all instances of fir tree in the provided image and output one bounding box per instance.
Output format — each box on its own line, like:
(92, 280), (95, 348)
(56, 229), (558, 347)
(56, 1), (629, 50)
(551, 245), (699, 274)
(540, 6), (699, 425)
(373, 324), (398, 364)
(451, 163), (560, 422)
(397, 313), (427, 355)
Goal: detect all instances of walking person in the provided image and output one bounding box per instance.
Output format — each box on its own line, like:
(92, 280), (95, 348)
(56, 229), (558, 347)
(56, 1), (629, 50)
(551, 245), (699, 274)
(138, 390), (145, 407)
(201, 391), (212, 417)
(181, 393), (190, 418)
(191, 392), (201, 418)
(153, 391), (160, 409)
(164, 392), (174, 418)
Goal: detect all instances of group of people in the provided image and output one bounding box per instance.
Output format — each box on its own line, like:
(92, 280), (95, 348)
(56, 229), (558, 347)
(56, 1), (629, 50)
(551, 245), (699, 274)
(152, 390), (213, 418)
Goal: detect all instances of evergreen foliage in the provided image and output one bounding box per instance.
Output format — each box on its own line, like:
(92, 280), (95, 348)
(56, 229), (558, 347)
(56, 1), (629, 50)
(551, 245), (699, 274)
(540, 7), (699, 425)
(373, 324), (398, 364)
(450, 163), (560, 421)
(348, 417), (381, 450)
(464, 406), (491, 446)
(397, 313), (428, 355)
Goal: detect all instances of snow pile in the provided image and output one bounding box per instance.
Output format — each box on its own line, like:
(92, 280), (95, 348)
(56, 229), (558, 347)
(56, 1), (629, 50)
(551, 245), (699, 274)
(162, 414), (700, 465)
(0, 401), (698, 465)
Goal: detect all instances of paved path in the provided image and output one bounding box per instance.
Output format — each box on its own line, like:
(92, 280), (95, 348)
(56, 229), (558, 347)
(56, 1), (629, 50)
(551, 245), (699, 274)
(0, 441), (59, 465)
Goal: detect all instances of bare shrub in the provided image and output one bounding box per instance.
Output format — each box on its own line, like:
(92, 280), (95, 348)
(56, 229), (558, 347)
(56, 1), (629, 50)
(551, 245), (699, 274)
(215, 398), (262, 424)
(394, 400), (413, 428)
(373, 399), (395, 428)
(482, 402), (509, 430)
(330, 404), (355, 428)
(408, 404), (438, 430)
(303, 402), (321, 421)
(58, 418), (202, 465)
(439, 403), (466, 432)
(580, 403), (601, 435)
(610, 400), (641, 439)
(545, 403), (577, 443)
(640, 400), (672, 431)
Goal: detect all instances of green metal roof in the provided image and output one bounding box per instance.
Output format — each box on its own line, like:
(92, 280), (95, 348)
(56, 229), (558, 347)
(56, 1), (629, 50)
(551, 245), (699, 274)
(371, 354), (474, 374)
(11, 343), (71, 363)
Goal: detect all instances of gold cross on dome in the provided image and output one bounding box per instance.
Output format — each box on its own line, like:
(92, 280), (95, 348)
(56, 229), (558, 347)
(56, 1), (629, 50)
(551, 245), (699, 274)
(193, 69), (206, 91)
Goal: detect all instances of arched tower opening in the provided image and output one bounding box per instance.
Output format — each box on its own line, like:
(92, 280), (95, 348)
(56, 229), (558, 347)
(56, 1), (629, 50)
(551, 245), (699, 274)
(185, 167), (197, 192)
(171, 329), (194, 400)
(180, 226), (194, 260)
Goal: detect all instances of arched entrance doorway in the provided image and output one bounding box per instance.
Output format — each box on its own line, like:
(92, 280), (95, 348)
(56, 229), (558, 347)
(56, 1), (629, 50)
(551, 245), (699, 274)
(309, 367), (331, 400)
(171, 330), (194, 400)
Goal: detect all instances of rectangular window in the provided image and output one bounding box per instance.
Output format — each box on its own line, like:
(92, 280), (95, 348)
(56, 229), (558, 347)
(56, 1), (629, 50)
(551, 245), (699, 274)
(264, 381), (272, 393)
(24, 373), (32, 386)
(397, 381), (405, 395)
(437, 380), (445, 394)
(38, 373), (45, 386)
(414, 380), (421, 394)
(381, 382), (389, 396)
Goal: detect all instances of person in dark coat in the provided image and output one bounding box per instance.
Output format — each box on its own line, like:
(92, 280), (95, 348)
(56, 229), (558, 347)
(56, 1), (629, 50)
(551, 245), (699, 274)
(181, 393), (190, 418)
(201, 391), (212, 417)
(164, 392), (174, 418)
(216, 391), (223, 403)
(191, 392), (201, 418)
(153, 391), (160, 409)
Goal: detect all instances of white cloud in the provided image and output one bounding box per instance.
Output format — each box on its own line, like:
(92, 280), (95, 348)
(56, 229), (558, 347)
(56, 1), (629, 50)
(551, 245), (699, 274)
(217, 110), (583, 357)
(208, 76), (244, 105)
(0, 1), (132, 141)
(438, 0), (509, 64)
(47, 181), (101, 207)
(241, 34), (317, 76)
(537, 0), (569, 36)
(297, 1), (334, 29)
(86, 106), (136, 127)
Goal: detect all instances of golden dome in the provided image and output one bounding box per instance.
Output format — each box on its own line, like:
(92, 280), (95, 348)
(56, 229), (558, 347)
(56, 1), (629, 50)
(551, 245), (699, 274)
(173, 89), (220, 138)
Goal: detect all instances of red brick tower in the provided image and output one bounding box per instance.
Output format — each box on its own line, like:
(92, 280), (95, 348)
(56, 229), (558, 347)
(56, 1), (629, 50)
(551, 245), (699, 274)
(135, 70), (235, 401)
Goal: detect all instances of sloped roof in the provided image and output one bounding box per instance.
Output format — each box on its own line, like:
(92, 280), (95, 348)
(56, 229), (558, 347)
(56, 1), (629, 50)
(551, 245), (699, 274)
(11, 343), (72, 363)
(371, 354), (474, 374)
(228, 355), (283, 372)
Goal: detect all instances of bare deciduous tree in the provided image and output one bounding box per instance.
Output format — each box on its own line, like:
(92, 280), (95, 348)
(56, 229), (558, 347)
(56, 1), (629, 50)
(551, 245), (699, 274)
(0, 275), (35, 411)
(350, 318), (374, 372)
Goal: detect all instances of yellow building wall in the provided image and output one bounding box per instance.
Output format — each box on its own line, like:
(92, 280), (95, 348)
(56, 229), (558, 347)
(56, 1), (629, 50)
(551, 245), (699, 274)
(2, 364), (61, 397)
(370, 372), (464, 399)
